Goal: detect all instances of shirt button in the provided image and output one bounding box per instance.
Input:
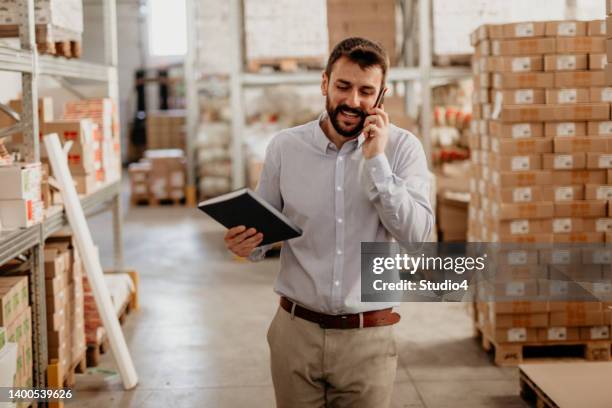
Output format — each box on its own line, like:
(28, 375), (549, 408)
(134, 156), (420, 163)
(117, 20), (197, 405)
(337, 249), (342, 255)
(334, 280), (340, 286)
(336, 186), (342, 191)
(338, 157), (343, 162)
(371, 166), (377, 172)
(337, 218), (343, 224)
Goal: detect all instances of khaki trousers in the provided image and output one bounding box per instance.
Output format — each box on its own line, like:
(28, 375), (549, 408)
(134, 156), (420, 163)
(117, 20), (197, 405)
(267, 306), (398, 408)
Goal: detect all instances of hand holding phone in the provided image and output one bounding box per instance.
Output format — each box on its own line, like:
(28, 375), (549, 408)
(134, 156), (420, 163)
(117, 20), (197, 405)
(362, 87), (390, 159)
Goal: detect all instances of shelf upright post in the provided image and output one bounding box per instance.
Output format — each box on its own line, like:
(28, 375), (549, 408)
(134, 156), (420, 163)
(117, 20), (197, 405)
(19, 0), (47, 388)
(229, 0), (246, 189)
(418, 0), (432, 169)
(184, 0), (199, 205)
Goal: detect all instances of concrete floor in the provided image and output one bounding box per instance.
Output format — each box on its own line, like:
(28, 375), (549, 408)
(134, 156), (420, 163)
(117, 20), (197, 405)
(67, 189), (527, 408)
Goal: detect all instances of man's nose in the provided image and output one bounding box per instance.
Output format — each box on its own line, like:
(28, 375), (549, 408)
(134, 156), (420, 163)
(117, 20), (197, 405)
(346, 90), (360, 108)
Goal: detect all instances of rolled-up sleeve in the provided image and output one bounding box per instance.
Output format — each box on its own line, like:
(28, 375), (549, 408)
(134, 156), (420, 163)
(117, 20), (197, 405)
(360, 134), (434, 244)
(248, 136), (283, 261)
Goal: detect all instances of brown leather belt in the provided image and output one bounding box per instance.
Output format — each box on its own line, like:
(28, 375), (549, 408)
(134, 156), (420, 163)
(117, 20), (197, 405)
(280, 297), (401, 329)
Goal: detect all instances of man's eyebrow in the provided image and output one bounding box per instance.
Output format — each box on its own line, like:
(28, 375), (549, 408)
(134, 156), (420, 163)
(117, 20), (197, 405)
(335, 79), (352, 86)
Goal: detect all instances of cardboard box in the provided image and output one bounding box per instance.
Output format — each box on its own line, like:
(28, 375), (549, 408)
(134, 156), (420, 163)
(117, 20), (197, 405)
(554, 136), (609, 153)
(492, 72), (554, 89)
(43, 120), (96, 175)
(545, 21), (587, 37)
(494, 313), (549, 328)
(487, 185), (549, 203)
(587, 153), (612, 169)
(589, 87), (612, 102)
(492, 202), (554, 220)
(585, 184), (612, 200)
(545, 88), (590, 104)
(554, 201), (607, 217)
(73, 174), (97, 195)
(589, 54), (607, 70)
(491, 170), (552, 187)
(606, 64), (612, 86)
(491, 136), (553, 154)
(494, 327), (538, 342)
(488, 219), (551, 237)
(488, 154), (542, 171)
(556, 37), (605, 53)
(555, 71), (605, 87)
(553, 170), (607, 185)
(484, 56), (544, 72)
(499, 104), (609, 123)
(491, 38), (556, 56)
(489, 122), (544, 138)
(493, 89), (545, 105)
(0, 199), (43, 229)
(544, 54), (588, 71)
(539, 248), (583, 265)
(587, 20), (606, 36)
(545, 122), (586, 137)
(43, 248), (67, 279)
(0, 162), (42, 201)
(543, 185), (584, 202)
(536, 327), (580, 342)
(587, 121), (612, 136)
(579, 326), (610, 340)
(542, 153), (586, 170)
(584, 217), (612, 232)
(553, 232), (605, 243)
(488, 22), (546, 39)
(549, 310), (604, 326)
(493, 301), (548, 314)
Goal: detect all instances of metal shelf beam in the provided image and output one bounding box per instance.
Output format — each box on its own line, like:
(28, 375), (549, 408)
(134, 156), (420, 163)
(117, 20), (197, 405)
(0, 46), (33, 73)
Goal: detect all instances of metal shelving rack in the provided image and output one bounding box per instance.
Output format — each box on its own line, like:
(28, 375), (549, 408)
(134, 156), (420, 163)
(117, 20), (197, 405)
(184, 0), (471, 191)
(0, 0), (123, 388)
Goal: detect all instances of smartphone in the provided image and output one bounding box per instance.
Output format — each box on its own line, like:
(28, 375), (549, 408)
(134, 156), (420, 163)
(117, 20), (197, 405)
(373, 86), (387, 109)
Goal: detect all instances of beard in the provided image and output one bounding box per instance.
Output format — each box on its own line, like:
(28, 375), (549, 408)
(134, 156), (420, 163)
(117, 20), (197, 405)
(326, 96), (366, 138)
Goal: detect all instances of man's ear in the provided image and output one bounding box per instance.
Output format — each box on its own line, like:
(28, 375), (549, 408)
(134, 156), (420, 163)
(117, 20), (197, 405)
(321, 72), (328, 96)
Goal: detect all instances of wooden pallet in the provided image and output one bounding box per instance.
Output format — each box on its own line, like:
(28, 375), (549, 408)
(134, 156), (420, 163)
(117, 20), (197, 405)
(47, 350), (87, 408)
(476, 324), (611, 366)
(246, 56), (325, 72)
(0, 24), (81, 58)
(131, 195), (185, 207)
(519, 369), (558, 408)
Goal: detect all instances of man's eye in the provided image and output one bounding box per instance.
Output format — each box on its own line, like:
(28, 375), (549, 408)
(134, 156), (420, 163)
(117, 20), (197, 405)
(337, 85), (349, 90)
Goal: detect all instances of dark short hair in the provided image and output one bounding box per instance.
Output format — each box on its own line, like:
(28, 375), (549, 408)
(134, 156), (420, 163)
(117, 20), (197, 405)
(325, 37), (389, 85)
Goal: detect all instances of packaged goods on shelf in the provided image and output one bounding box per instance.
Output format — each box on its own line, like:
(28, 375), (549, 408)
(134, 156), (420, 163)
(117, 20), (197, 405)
(129, 150), (186, 203)
(197, 122), (232, 199)
(2, 98), (54, 159)
(0, 276), (32, 388)
(0, 162), (43, 229)
(146, 110), (186, 151)
(128, 162), (151, 202)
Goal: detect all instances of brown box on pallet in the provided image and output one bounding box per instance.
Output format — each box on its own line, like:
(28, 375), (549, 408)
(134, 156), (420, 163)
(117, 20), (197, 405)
(542, 153), (586, 170)
(487, 219), (552, 237)
(583, 217), (612, 233)
(554, 136), (609, 153)
(549, 263), (603, 280)
(499, 104), (609, 123)
(549, 310), (605, 326)
(494, 313), (548, 328)
(588, 20), (606, 36)
(494, 89), (545, 105)
(543, 185), (584, 202)
(493, 202), (554, 220)
(545, 88), (590, 104)
(544, 54), (588, 71)
(586, 184), (612, 201)
(547, 218), (587, 234)
(492, 72), (554, 89)
(491, 136), (553, 155)
(548, 302), (602, 313)
(587, 120), (612, 136)
(488, 154), (542, 171)
(587, 153), (612, 169)
(489, 122), (544, 138)
(545, 21), (587, 37)
(579, 326), (610, 340)
(487, 185), (549, 203)
(554, 200), (608, 217)
(43, 248), (67, 279)
(553, 232), (605, 243)
(552, 170), (607, 185)
(589, 87), (612, 102)
(606, 64), (612, 85)
(494, 327), (538, 342)
(486, 56), (544, 72)
(555, 71), (605, 87)
(494, 301), (548, 314)
(556, 37), (605, 53)
(536, 327), (580, 342)
(589, 54), (607, 70)
(492, 170), (553, 187)
(491, 38), (556, 56)
(545, 122), (586, 137)
(489, 22), (546, 39)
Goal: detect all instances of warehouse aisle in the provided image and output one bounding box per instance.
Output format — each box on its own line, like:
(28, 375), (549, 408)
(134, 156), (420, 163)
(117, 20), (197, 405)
(67, 191), (526, 407)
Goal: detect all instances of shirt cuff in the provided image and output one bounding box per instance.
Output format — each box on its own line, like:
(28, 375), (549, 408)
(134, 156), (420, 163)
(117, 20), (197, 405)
(248, 245), (269, 262)
(364, 153), (393, 186)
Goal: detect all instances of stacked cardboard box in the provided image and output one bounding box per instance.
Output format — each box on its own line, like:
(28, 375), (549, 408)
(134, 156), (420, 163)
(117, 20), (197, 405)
(128, 150), (186, 202)
(146, 111), (186, 151)
(607, 1), (612, 85)
(0, 276), (32, 389)
(64, 98), (121, 183)
(43, 119), (99, 194)
(44, 233), (86, 377)
(1, 98), (54, 160)
(327, 0), (397, 65)
(469, 20), (612, 351)
(0, 163), (43, 229)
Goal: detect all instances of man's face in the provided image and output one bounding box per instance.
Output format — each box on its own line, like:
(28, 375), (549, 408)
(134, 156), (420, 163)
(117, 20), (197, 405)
(322, 57), (383, 138)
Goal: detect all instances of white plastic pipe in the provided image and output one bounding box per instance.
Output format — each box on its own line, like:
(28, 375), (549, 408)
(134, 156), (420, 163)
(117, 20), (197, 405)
(44, 133), (138, 389)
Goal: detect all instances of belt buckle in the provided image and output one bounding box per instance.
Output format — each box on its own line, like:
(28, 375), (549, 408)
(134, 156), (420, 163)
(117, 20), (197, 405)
(319, 315), (352, 329)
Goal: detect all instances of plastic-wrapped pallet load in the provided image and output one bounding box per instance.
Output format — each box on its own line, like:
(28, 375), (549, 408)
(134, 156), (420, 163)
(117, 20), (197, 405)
(128, 150), (186, 204)
(469, 20), (612, 365)
(196, 123), (232, 199)
(146, 110), (187, 151)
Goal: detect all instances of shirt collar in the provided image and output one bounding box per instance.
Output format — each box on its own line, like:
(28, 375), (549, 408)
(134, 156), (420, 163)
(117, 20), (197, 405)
(314, 112), (364, 154)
